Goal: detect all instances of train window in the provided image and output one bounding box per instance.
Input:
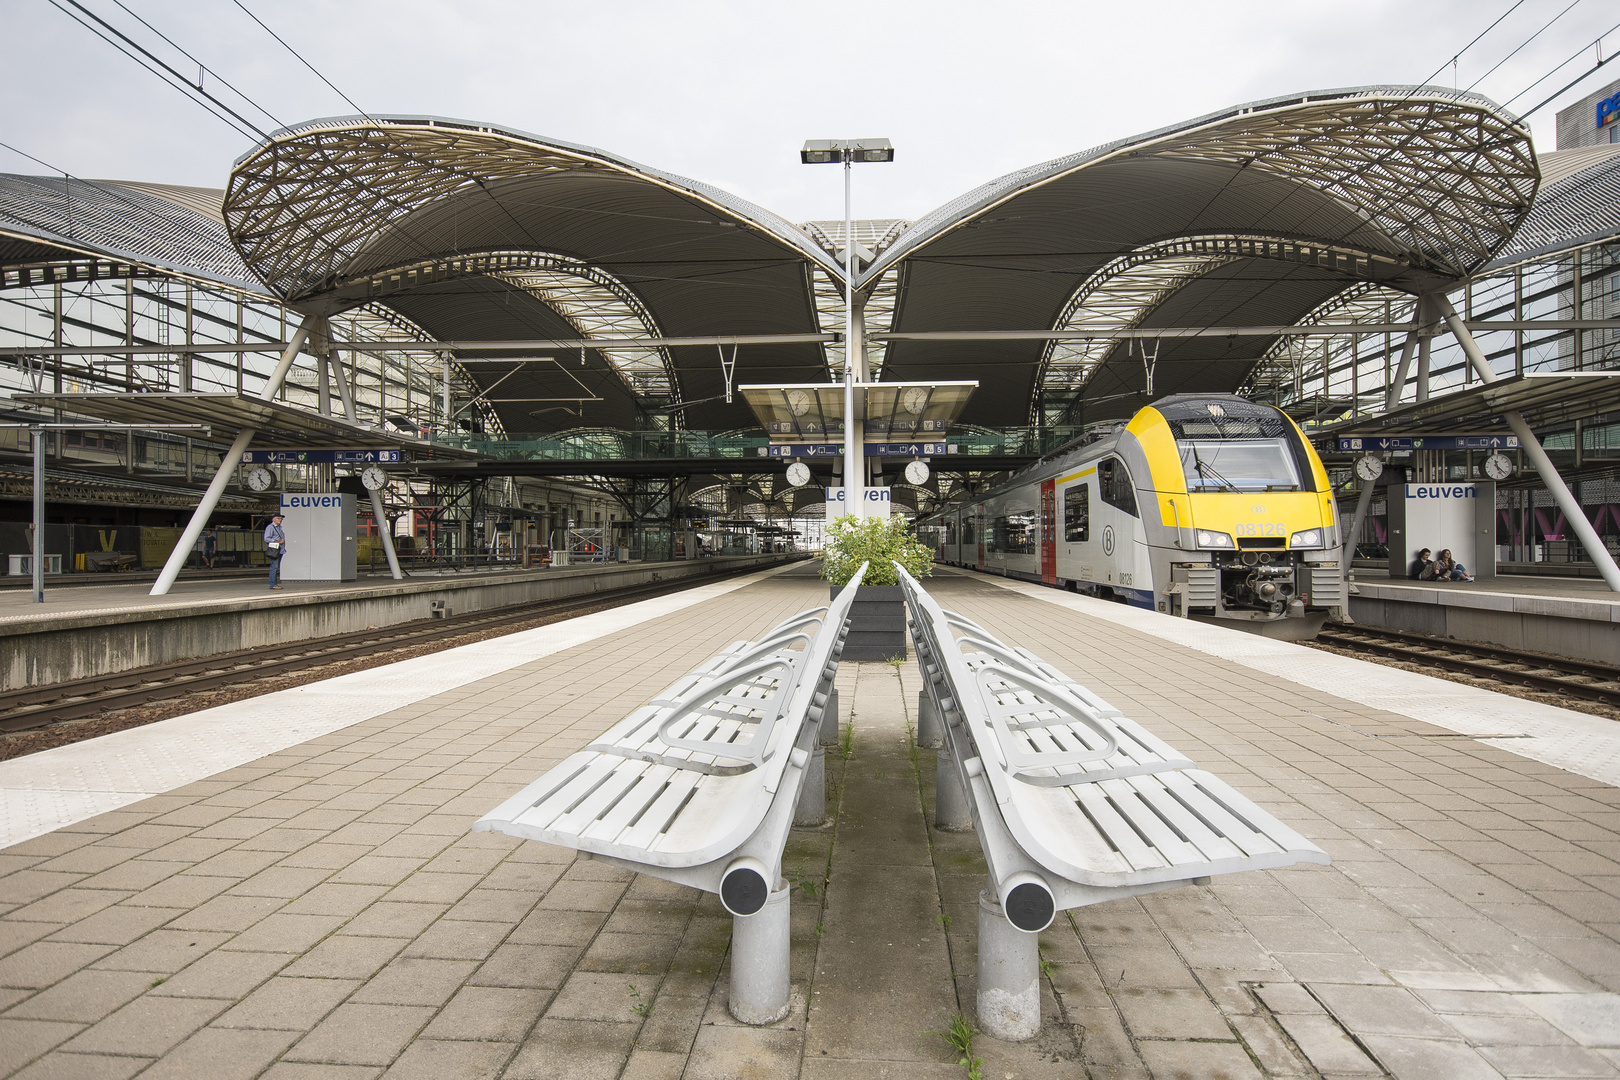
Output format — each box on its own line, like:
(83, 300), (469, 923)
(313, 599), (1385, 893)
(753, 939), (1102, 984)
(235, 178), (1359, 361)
(1179, 439), (1301, 492)
(946, 518), (957, 545)
(991, 512), (1036, 555)
(1098, 459), (1138, 517)
(962, 515), (977, 545)
(1064, 484), (1089, 542)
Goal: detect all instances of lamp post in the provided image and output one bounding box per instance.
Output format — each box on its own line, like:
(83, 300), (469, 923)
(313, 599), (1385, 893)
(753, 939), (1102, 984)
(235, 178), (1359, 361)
(802, 139), (893, 517)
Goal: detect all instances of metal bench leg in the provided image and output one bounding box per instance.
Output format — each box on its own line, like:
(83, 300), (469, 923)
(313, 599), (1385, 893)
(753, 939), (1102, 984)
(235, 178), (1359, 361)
(916, 689), (941, 748)
(935, 746), (973, 832)
(977, 890), (1041, 1041)
(819, 687), (840, 746)
(794, 747), (827, 826)
(729, 881), (792, 1025)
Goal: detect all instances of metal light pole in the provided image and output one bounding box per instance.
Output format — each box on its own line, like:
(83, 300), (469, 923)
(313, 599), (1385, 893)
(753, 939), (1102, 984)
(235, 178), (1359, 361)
(802, 139), (893, 517)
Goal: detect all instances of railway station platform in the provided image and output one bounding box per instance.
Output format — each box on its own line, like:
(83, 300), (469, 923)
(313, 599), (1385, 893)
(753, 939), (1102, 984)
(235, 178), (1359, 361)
(0, 554), (797, 690)
(1348, 569), (1620, 666)
(1, 562), (1619, 1079)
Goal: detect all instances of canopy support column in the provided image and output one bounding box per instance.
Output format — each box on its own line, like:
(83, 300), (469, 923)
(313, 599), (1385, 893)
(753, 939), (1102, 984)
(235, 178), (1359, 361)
(1385, 329), (1420, 409)
(1437, 295), (1620, 592)
(327, 344), (402, 581)
(1340, 473), (1377, 582)
(151, 315), (315, 596)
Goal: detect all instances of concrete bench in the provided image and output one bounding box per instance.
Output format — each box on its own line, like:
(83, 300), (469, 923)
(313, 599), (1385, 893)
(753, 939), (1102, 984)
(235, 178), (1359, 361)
(473, 563), (865, 1024)
(897, 565), (1329, 1041)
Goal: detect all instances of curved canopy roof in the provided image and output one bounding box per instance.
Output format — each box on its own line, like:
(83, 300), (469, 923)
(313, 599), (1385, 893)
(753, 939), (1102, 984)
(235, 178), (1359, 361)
(0, 173), (260, 292)
(224, 115), (844, 433)
(867, 86), (1537, 425)
(4, 87), (1537, 438)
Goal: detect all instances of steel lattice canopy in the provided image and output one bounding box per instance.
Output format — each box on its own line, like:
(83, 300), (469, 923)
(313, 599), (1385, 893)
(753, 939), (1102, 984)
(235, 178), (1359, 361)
(862, 86), (1537, 427)
(10, 393), (480, 457)
(1319, 372), (1620, 439)
(738, 382), (977, 441)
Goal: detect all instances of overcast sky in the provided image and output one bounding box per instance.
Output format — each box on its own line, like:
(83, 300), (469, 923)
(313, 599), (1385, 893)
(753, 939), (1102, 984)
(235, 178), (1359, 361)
(3, 0), (1617, 225)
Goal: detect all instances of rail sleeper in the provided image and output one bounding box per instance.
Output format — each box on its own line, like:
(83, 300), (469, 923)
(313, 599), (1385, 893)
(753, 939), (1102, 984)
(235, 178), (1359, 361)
(474, 563), (867, 1024)
(897, 565), (1329, 1041)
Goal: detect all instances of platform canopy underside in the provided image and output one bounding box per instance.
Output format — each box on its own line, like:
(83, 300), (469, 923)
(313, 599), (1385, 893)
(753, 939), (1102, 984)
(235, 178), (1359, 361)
(1, 87), (1535, 439)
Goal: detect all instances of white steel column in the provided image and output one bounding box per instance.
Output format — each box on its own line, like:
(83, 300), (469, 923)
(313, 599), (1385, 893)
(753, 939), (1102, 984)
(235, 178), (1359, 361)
(31, 426), (44, 604)
(328, 347), (402, 581)
(841, 151), (864, 517)
(1339, 473), (1377, 581)
(151, 316), (315, 595)
(1437, 296), (1620, 592)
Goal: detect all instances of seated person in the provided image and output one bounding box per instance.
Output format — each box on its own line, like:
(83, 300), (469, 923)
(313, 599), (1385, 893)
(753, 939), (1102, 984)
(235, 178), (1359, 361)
(1408, 547), (1433, 579)
(1433, 548), (1473, 582)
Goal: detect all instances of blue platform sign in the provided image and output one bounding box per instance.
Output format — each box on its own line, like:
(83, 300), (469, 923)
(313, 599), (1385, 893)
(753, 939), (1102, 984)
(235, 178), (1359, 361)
(242, 449), (403, 464)
(1336, 435), (1519, 452)
(761, 442), (956, 458)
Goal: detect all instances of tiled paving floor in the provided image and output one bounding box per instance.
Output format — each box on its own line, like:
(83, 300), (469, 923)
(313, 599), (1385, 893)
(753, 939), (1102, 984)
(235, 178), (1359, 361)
(0, 564), (1617, 1078)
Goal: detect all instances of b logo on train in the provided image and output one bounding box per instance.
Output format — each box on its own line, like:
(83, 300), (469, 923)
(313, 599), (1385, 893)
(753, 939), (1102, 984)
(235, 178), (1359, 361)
(914, 395), (1344, 638)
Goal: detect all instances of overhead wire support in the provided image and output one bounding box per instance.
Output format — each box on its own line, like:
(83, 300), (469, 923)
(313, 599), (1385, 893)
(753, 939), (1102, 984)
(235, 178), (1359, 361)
(50, 0), (271, 140)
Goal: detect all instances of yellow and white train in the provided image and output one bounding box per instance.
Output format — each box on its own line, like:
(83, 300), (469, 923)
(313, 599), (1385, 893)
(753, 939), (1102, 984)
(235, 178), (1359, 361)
(915, 394), (1344, 637)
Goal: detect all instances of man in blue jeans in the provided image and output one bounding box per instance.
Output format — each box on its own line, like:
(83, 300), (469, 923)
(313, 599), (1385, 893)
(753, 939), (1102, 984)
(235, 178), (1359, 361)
(264, 512), (287, 589)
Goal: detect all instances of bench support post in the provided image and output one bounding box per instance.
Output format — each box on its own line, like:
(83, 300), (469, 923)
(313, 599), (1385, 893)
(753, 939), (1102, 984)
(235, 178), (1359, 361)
(935, 748), (973, 832)
(916, 690), (941, 748)
(794, 748), (827, 826)
(729, 882), (792, 1024)
(977, 890), (1041, 1041)
(819, 688), (840, 746)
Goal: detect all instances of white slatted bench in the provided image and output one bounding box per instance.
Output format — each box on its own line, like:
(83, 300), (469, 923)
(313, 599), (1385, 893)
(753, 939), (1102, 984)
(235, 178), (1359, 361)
(898, 565), (1329, 1041)
(473, 563), (866, 1024)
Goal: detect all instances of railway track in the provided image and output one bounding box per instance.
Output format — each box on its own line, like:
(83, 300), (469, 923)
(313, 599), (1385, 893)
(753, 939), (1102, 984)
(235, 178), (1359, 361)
(0, 561), (798, 737)
(1314, 623), (1620, 708)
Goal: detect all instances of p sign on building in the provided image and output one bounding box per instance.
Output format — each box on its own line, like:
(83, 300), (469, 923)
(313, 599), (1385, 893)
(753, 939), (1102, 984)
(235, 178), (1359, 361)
(824, 487), (892, 518)
(1386, 481), (1495, 580)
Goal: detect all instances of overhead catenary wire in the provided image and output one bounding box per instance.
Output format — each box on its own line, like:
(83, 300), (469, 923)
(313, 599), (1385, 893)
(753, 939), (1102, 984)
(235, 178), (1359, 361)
(108, 0), (285, 130)
(1466, 0), (1585, 92)
(50, 0), (270, 141)
(230, 0), (371, 120)
(1501, 18), (1620, 108)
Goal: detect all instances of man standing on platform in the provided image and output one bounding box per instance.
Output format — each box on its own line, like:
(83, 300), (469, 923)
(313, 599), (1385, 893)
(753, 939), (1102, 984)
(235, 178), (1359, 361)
(264, 512), (287, 590)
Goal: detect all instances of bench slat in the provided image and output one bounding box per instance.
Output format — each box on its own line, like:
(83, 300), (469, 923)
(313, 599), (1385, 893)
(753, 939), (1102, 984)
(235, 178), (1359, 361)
(1070, 782), (1169, 872)
(616, 768), (706, 850)
(1110, 775), (1246, 864)
(1096, 778), (1207, 868)
(581, 763), (681, 843)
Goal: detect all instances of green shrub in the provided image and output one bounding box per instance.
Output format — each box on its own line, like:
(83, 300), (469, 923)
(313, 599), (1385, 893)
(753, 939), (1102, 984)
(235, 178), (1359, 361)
(820, 515), (934, 587)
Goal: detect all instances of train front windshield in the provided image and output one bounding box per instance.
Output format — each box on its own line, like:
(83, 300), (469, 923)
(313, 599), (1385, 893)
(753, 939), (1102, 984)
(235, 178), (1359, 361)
(1179, 439), (1301, 492)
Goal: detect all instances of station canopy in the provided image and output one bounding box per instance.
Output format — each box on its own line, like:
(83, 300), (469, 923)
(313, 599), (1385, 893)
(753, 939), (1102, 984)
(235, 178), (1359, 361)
(3, 86), (1541, 438)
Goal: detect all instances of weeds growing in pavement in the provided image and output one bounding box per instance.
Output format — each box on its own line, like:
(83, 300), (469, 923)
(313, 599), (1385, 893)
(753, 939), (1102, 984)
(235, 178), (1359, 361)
(628, 984), (650, 1018)
(886, 654), (906, 668)
(840, 723), (854, 759)
(785, 865), (820, 898)
(1039, 957), (1055, 979)
(927, 1012), (983, 1079)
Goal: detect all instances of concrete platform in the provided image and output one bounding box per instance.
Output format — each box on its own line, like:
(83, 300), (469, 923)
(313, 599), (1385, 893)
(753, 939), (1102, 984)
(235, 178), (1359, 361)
(0, 554), (797, 690)
(1349, 569), (1620, 665)
(1, 562), (1618, 1079)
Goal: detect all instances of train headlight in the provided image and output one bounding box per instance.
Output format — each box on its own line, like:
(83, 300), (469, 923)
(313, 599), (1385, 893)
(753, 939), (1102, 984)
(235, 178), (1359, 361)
(1194, 530), (1234, 549)
(1289, 528), (1324, 549)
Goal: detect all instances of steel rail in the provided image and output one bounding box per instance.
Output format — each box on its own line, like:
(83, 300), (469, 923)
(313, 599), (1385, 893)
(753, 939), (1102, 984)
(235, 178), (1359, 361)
(1314, 624), (1620, 707)
(0, 559), (804, 737)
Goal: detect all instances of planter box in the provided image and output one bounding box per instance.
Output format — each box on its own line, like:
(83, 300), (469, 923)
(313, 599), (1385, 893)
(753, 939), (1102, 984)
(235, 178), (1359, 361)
(830, 584), (907, 661)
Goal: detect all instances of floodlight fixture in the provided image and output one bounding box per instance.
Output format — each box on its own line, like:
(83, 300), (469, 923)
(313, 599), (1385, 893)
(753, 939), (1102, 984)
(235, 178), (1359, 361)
(801, 139), (895, 164)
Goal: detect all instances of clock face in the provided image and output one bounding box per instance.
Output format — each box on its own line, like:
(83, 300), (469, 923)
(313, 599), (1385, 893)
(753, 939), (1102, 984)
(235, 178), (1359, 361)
(901, 387), (930, 415)
(245, 467), (274, 492)
(904, 459), (930, 485)
(785, 462), (811, 487)
(360, 465), (389, 491)
(1484, 452), (1513, 481)
(1355, 455), (1384, 482)
(785, 389), (812, 417)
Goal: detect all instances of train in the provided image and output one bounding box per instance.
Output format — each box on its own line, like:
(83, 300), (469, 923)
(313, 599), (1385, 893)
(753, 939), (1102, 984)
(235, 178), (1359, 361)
(914, 394), (1344, 638)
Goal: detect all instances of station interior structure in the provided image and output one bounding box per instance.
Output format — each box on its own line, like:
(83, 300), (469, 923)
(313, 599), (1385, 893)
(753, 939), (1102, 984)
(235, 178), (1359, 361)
(7, 75), (1620, 1080)
(1, 82), (1620, 584)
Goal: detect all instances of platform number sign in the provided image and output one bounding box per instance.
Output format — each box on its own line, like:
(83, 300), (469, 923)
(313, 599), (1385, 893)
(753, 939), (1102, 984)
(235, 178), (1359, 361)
(1102, 524), (1115, 556)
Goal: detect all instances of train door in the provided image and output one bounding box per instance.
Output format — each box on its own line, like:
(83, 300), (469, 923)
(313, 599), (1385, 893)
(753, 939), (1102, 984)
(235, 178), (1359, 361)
(976, 504), (986, 570)
(1040, 479), (1057, 585)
